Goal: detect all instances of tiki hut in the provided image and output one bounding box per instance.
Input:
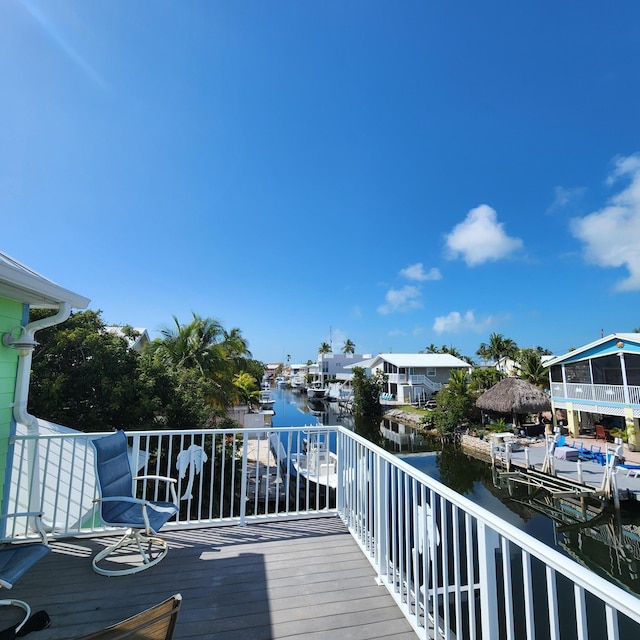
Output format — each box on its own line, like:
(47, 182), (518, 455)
(476, 377), (551, 427)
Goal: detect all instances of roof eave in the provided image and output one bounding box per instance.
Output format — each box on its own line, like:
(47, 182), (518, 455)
(0, 257), (90, 309)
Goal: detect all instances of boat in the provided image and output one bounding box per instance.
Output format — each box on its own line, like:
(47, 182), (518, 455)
(258, 389), (275, 409)
(275, 376), (287, 388)
(307, 383), (328, 399)
(268, 432), (337, 506)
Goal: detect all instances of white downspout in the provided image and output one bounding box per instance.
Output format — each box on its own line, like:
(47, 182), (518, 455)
(12, 302), (71, 428)
(10, 303), (71, 518)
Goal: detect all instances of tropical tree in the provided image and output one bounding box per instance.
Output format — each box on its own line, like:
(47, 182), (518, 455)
(149, 313), (254, 409)
(470, 367), (505, 392)
(318, 342), (332, 354)
(516, 349), (549, 389)
(233, 372), (260, 407)
(476, 333), (518, 363)
(149, 313), (225, 376)
(423, 369), (481, 437)
(352, 367), (387, 416)
(342, 339), (356, 354)
(28, 309), (216, 432)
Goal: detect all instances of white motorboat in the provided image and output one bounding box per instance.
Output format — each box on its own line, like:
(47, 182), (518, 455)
(293, 433), (338, 492)
(268, 432), (337, 505)
(259, 389), (275, 409)
(306, 383), (327, 399)
(275, 376), (287, 388)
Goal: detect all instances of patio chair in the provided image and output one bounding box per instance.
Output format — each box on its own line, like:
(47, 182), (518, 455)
(595, 424), (608, 441)
(70, 593), (181, 640)
(91, 431), (179, 576)
(0, 513), (50, 635)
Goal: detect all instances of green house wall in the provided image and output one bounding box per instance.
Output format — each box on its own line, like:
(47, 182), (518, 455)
(0, 298), (24, 516)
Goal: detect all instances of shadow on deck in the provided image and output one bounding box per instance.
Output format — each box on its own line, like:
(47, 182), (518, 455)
(2, 517), (418, 640)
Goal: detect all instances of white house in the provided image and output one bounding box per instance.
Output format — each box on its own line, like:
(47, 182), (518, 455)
(310, 352), (373, 385)
(355, 353), (472, 403)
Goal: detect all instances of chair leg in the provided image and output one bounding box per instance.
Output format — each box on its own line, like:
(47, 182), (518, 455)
(92, 530), (170, 576)
(0, 598), (30, 633)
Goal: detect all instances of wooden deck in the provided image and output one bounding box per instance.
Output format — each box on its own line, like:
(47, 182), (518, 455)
(3, 517), (419, 639)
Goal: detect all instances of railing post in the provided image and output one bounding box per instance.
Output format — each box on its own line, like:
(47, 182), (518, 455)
(336, 430), (344, 514)
(477, 521), (500, 640)
(239, 434), (248, 526)
(375, 454), (389, 580)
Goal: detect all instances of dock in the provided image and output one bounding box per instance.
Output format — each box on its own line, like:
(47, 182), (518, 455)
(487, 434), (640, 505)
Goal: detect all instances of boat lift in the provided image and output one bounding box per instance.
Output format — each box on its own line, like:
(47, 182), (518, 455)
(490, 430), (625, 505)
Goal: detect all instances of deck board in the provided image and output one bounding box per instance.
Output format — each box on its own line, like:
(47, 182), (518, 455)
(2, 517), (419, 639)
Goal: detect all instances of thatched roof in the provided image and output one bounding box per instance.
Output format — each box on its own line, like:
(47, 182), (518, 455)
(475, 377), (551, 414)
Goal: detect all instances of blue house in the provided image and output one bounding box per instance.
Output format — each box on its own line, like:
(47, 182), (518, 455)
(545, 333), (640, 448)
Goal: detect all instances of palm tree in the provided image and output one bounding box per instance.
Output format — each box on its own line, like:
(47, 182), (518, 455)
(447, 369), (470, 395)
(149, 313), (252, 409)
(342, 339), (356, 354)
(517, 349), (548, 388)
(477, 333), (518, 363)
(318, 342), (332, 354)
(150, 313), (225, 376)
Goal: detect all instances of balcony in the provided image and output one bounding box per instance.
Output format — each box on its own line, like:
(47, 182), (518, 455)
(551, 382), (640, 407)
(6, 425), (640, 639)
(12, 517), (417, 639)
(386, 374), (442, 393)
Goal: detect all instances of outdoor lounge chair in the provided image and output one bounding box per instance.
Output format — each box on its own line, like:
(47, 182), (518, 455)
(91, 431), (179, 576)
(0, 513), (50, 635)
(70, 593), (181, 640)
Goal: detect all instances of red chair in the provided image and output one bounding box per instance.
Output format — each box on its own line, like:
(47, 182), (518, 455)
(595, 424), (607, 441)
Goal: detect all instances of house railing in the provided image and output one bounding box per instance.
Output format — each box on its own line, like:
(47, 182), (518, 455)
(8, 425), (640, 639)
(551, 382), (640, 406)
(386, 373), (442, 393)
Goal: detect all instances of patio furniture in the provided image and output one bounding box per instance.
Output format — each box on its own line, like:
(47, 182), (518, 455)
(91, 430), (179, 576)
(71, 593), (181, 639)
(554, 446), (579, 462)
(0, 513), (50, 635)
(595, 424), (608, 441)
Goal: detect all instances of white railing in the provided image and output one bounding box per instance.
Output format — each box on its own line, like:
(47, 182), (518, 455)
(386, 373), (442, 393)
(7, 426), (338, 538)
(7, 426), (640, 639)
(554, 382), (640, 406)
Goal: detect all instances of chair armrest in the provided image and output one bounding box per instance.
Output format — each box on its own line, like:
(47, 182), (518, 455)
(93, 496), (148, 506)
(133, 475), (177, 484)
(133, 476), (178, 505)
(0, 512), (48, 545)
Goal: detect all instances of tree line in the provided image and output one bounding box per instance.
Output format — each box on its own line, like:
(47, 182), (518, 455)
(28, 309), (263, 433)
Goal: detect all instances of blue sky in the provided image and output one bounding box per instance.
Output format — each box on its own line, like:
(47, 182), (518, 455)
(3, 1), (640, 365)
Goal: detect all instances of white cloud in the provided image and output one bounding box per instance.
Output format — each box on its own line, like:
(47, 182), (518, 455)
(399, 263), (442, 282)
(377, 285), (422, 315)
(571, 153), (640, 291)
(445, 204), (523, 266)
(432, 310), (493, 334)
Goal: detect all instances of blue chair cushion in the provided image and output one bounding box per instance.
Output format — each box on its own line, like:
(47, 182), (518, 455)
(0, 543), (50, 589)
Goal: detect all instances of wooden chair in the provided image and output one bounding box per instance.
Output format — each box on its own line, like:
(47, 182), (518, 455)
(70, 594), (181, 640)
(595, 424), (607, 441)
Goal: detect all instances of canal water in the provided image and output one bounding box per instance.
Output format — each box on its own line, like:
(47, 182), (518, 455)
(271, 387), (640, 598)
